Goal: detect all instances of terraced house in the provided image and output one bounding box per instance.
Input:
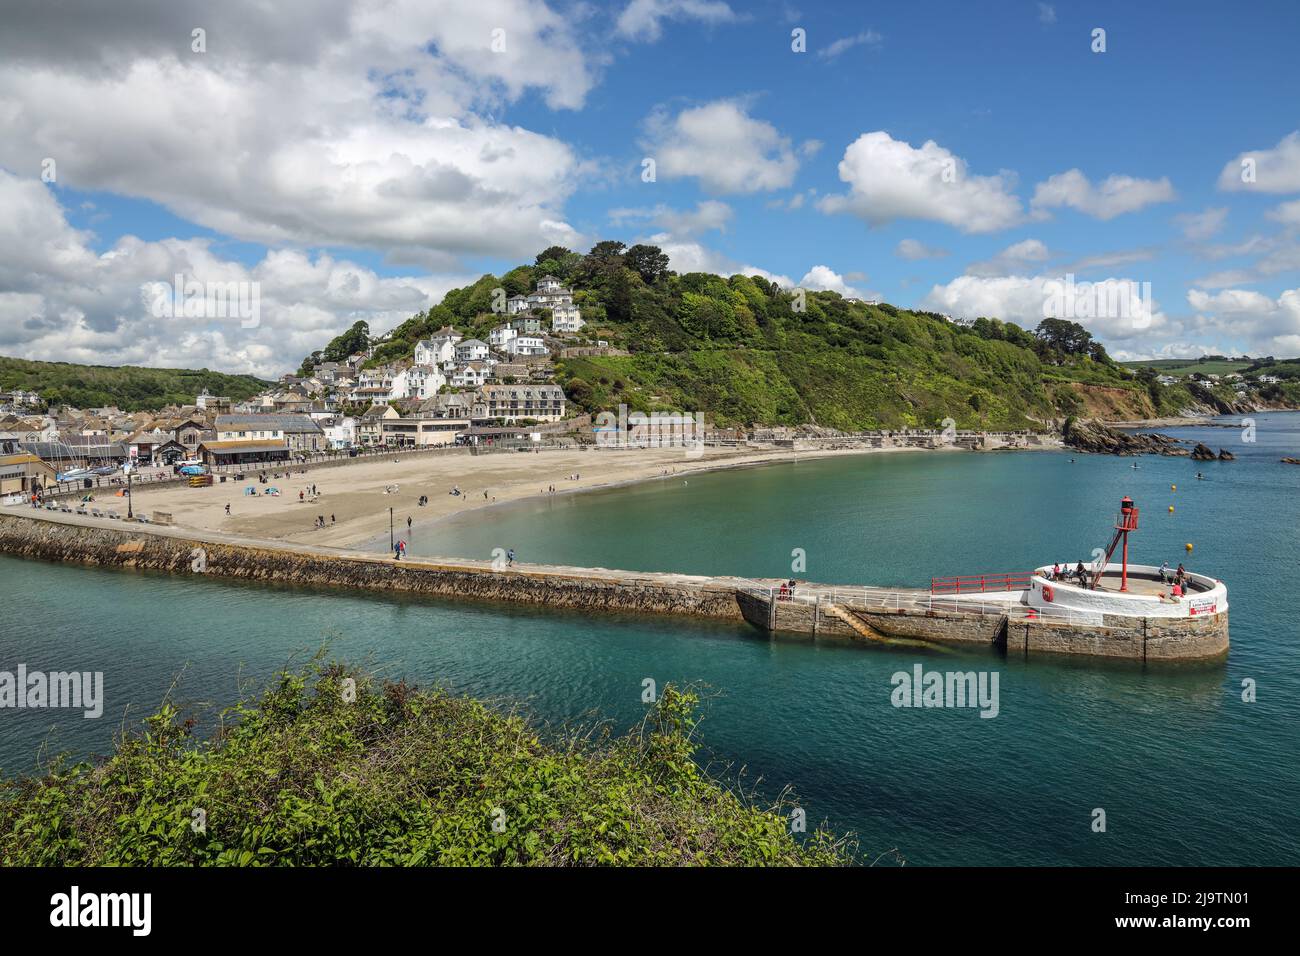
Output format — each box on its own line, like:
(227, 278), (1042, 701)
(477, 384), (566, 423)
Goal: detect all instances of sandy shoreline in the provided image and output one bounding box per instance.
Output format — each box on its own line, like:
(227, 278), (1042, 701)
(122, 440), (1055, 551)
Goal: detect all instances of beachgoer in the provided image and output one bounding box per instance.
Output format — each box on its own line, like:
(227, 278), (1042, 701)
(507, 548), (515, 567)
(1160, 561), (1171, 584)
(330, 514), (335, 524)
(1075, 561), (1086, 584)
(225, 503), (231, 516)
(299, 490), (304, 502)
(407, 516), (412, 529)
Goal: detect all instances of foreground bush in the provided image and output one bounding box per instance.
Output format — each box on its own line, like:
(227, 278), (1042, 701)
(0, 663), (852, 866)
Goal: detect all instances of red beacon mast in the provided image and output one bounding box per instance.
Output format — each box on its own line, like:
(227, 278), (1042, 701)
(1095, 496), (1140, 591)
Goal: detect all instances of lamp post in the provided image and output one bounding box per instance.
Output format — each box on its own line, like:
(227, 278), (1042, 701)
(126, 462), (134, 519)
(389, 507), (394, 552)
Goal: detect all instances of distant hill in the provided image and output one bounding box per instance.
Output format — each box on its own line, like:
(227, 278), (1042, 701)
(1119, 358), (1255, 377)
(0, 357), (270, 412)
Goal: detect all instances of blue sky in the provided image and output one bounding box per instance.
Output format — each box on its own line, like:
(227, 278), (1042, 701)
(2, 0), (1298, 375)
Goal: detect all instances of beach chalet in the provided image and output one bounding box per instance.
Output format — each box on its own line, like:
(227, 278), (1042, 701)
(199, 439), (291, 467)
(214, 414), (325, 454)
(0, 449), (56, 496)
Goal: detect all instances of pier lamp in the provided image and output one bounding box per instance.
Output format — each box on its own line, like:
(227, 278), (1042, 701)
(125, 461), (134, 519)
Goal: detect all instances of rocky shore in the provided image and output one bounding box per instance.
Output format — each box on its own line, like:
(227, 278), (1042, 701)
(1063, 419), (1188, 456)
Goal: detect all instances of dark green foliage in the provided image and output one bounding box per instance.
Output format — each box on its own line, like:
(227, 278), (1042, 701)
(0, 662), (852, 867)
(0, 357), (269, 411)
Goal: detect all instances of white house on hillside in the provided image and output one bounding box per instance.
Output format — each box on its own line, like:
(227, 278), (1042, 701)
(505, 334), (548, 357)
(489, 325), (517, 349)
(389, 364), (446, 402)
(551, 303), (585, 333)
(455, 339), (489, 363)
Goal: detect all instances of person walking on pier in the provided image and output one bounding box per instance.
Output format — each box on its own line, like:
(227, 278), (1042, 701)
(507, 548), (515, 567)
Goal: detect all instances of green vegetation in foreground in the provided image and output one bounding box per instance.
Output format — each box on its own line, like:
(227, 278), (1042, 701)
(0, 662), (852, 866)
(0, 356), (269, 412)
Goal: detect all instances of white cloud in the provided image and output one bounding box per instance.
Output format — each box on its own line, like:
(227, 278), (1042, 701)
(1187, 286), (1300, 356)
(895, 238), (950, 260)
(609, 200), (733, 236)
(1038, 4), (1057, 24)
(799, 265), (863, 298)
(1031, 169), (1176, 220)
(921, 272), (1169, 343)
(0, 172), (465, 377)
(642, 99), (806, 193)
(965, 238), (1049, 277)
(615, 0), (738, 42)
(1175, 206), (1228, 241)
(818, 132), (1023, 233)
(1217, 131), (1300, 193)
(0, 0), (596, 266)
(818, 31), (882, 60)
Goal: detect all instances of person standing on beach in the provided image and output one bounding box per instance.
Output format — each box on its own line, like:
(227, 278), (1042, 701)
(507, 548), (515, 567)
(407, 515), (412, 531)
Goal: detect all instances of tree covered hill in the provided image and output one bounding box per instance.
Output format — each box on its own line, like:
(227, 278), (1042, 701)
(301, 241), (1267, 429)
(0, 357), (269, 412)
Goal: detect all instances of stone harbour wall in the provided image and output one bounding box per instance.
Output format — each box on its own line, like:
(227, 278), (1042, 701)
(0, 511), (1230, 662)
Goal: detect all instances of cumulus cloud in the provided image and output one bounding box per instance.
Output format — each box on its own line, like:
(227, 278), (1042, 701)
(1186, 286), (1300, 356)
(921, 272), (1169, 344)
(642, 99), (807, 193)
(818, 132), (1023, 233)
(1030, 169), (1176, 220)
(799, 265), (866, 298)
(895, 238), (950, 260)
(0, 0), (595, 266)
(615, 0), (738, 42)
(1217, 131), (1300, 193)
(0, 172), (465, 377)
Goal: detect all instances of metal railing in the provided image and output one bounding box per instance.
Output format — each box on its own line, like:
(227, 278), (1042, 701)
(930, 571), (1036, 594)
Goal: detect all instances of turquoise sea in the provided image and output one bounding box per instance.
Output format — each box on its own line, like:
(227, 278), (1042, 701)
(2, 412), (1298, 865)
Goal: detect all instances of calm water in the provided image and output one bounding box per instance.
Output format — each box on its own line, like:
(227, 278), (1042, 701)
(2, 413), (1298, 865)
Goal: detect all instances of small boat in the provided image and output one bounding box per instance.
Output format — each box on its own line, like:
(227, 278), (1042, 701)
(57, 468), (91, 482)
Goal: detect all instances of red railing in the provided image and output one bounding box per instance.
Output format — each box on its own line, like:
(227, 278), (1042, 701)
(930, 571), (1036, 594)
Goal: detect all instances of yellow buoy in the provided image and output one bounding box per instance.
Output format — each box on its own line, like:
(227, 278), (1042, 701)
(1169, 505), (1175, 513)
(1171, 484), (1177, 491)
(1185, 543), (1194, 552)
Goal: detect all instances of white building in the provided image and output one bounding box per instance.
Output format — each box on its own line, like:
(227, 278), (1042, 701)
(389, 364), (446, 402)
(551, 303), (585, 333)
(414, 327), (461, 367)
(322, 416), (357, 449)
(451, 361), (491, 388)
(455, 339), (490, 363)
(489, 325), (517, 349)
(505, 334), (548, 357)
(506, 295), (530, 315)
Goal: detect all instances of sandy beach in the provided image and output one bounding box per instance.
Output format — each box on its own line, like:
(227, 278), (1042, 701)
(123, 442), (964, 550)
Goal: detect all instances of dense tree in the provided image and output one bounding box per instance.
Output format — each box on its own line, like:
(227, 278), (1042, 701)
(624, 244), (671, 284)
(321, 321), (370, 364)
(1034, 318), (1093, 356)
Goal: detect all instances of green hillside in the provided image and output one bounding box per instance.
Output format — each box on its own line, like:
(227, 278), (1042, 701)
(311, 242), (1189, 429)
(0, 357), (269, 412)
